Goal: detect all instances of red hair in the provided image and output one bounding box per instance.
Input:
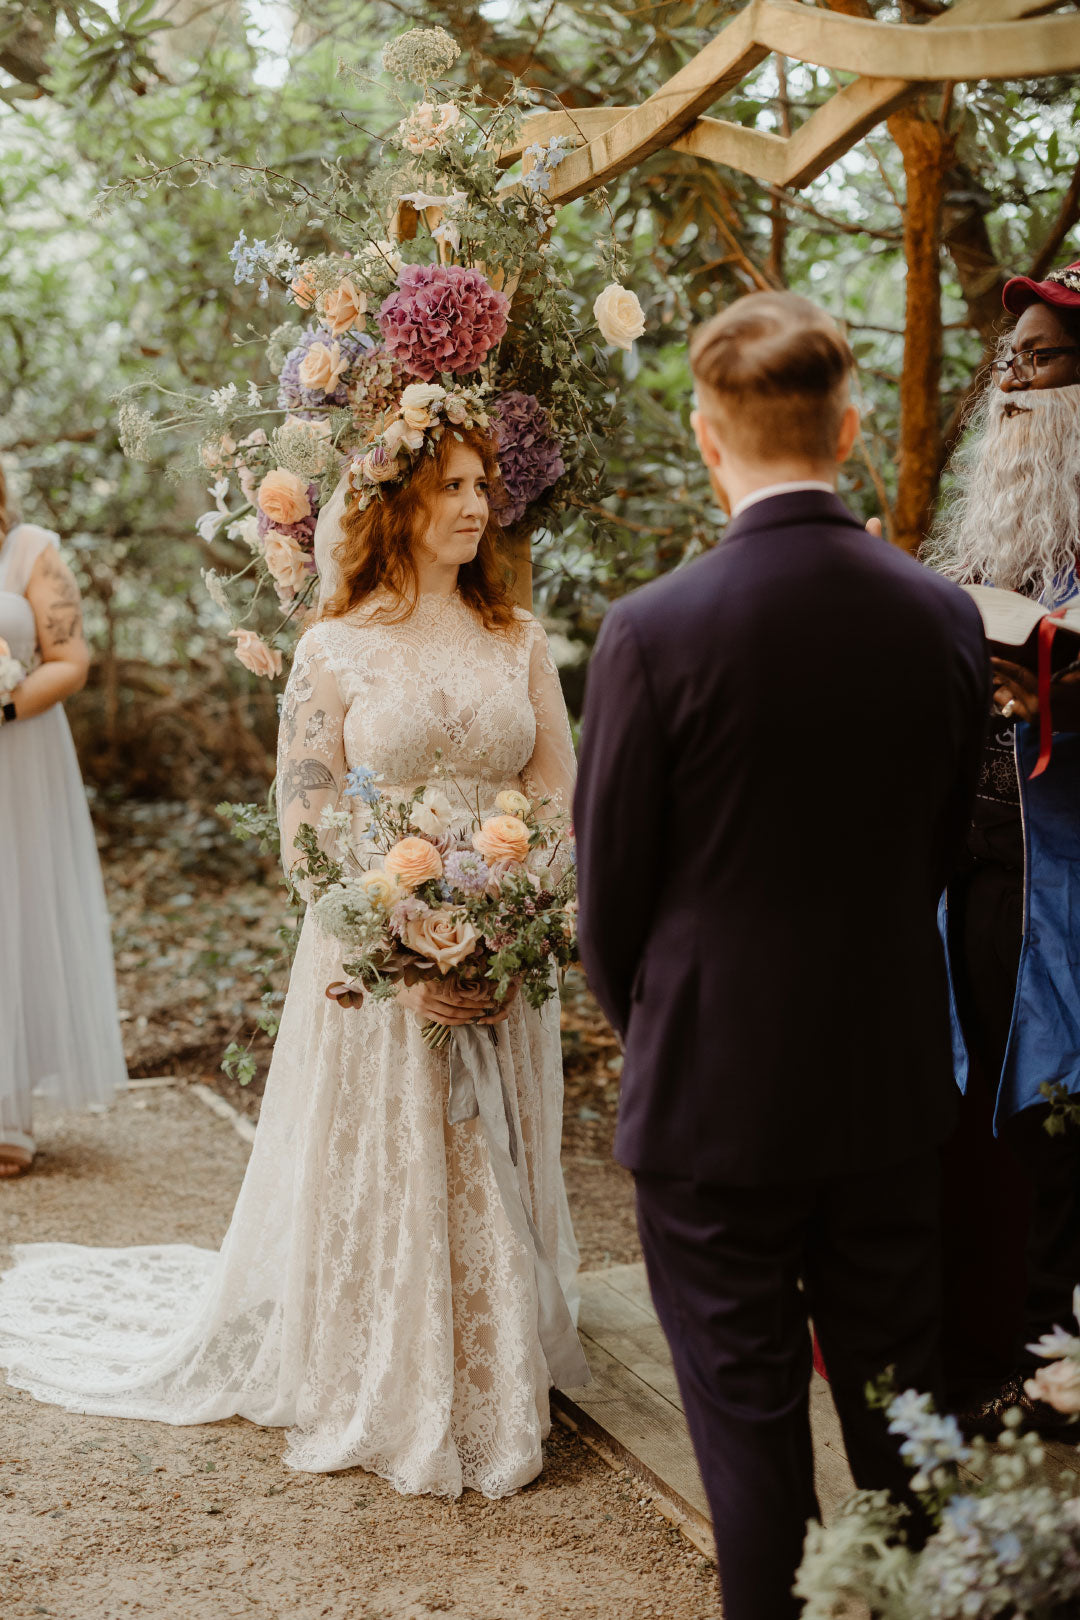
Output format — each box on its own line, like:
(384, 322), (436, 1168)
(322, 425), (519, 634)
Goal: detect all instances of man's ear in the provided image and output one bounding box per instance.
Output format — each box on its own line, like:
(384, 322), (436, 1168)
(691, 408), (723, 469)
(835, 401), (860, 465)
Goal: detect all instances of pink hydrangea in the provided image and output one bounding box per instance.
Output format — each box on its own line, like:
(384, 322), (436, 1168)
(377, 264), (509, 382)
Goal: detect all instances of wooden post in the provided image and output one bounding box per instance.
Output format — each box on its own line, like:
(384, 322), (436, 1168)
(888, 105), (956, 554)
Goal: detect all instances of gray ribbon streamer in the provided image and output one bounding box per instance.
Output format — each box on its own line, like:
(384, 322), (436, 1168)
(447, 1025), (592, 1391)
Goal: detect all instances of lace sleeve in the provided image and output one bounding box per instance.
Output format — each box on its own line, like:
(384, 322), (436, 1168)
(276, 629), (347, 896)
(521, 619), (576, 830)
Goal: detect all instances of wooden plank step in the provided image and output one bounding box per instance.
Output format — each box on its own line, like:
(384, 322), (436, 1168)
(554, 1263), (856, 1559)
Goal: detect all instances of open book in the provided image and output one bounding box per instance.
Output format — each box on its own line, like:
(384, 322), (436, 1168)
(962, 585), (1080, 674)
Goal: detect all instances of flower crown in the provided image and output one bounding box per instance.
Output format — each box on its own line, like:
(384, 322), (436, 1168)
(347, 381), (490, 511)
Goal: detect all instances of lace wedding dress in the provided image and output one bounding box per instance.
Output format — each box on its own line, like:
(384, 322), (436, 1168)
(0, 591), (586, 1499)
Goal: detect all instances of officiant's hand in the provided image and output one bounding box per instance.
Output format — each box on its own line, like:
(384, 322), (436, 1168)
(991, 658), (1040, 724)
(399, 977), (497, 1027)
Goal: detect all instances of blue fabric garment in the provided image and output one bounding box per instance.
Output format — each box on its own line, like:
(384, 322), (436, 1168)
(943, 722), (1080, 1128)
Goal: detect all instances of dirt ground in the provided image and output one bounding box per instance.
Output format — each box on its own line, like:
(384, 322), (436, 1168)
(1, 810), (720, 1620)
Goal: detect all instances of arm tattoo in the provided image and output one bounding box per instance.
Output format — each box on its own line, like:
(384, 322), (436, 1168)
(279, 757), (336, 811)
(38, 556), (83, 647)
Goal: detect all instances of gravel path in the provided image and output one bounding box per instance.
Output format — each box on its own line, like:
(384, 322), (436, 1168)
(0, 1085), (720, 1620)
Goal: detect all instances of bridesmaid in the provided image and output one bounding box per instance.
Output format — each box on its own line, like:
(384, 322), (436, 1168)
(0, 470), (127, 1174)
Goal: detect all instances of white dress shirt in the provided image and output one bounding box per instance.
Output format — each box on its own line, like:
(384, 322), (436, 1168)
(730, 480), (836, 520)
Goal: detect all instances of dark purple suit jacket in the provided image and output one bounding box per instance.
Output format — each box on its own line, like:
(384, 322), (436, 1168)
(574, 490), (989, 1186)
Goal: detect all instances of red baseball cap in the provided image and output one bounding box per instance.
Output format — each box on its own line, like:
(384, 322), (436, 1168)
(1002, 259), (1080, 315)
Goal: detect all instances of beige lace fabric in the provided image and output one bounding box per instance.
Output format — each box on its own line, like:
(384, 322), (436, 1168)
(0, 593), (583, 1499)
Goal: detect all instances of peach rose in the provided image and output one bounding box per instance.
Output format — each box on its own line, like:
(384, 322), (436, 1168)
(384, 837), (444, 889)
(298, 340), (348, 395)
(321, 277), (367, 337)
(1025, 1360), (1080, 1414)
(229, 630), (282, 680)
(403, 906), (480, 971)
(199, 433), (237, 473)
(0, 637), (9, 658)
(290, 262), (318, 309)
(262, 529), (309, 599)
(256, 468), (311, 527)
(494, 790), (531, 819)
(473, 814), (531, 864)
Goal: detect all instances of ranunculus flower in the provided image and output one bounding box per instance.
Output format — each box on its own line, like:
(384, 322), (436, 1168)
(384, 836), (444, 888)
(410, 789), (455, 839)
(473, 814), (530, 864)
(229, 629), (282, 680)
(257, 468), (311, 527)
(1025, 1360), (1080, 1413)
(400, 381), (446, 428)
(321, 277), (368, 337)
(298, 340), (349, 396)
(403, 906), (480, 971)
(593, 283), (646, 350)
(494, 790), (531, 820)
(262, 529), (309, 599)
(358, 870), (396, 909)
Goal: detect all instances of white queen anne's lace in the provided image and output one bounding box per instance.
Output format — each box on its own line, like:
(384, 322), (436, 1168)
(0, 592), (582, 1500)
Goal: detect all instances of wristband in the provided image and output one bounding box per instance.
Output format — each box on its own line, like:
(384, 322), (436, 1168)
(1, 700), (16, 725)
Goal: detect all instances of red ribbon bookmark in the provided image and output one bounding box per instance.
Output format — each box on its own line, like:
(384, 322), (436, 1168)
(1029, 606), (1068, 779)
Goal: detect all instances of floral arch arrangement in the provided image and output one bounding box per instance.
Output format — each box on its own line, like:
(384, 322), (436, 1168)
(111, 26), (645, 679)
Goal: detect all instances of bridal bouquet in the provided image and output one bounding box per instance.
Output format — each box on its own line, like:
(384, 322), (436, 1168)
(0, 637), (26, 696)
(293, 770), (576, 1048)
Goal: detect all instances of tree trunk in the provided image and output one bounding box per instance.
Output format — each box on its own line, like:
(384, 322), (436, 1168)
(887, 105), (955, 554)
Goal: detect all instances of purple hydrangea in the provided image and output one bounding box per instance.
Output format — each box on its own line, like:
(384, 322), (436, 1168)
(492, 391), (566, 526)
(377, 264), (509, 382)
(257, 481), (319, 550)
(444, 849), (492, 896)
(278, 326), (373, 413)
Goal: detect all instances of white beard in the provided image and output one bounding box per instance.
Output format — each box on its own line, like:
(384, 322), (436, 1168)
(926, 381), (1080, 605)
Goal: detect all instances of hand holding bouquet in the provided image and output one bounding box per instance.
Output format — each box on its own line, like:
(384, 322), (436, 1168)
(0, 636), (27, 699)
(293, 772), (576, 1048)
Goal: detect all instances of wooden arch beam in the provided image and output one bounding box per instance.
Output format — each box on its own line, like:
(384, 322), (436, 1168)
(503, 0), (1078, 198)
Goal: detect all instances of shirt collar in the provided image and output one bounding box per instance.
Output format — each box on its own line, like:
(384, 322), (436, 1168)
(730, 480), (837, 520)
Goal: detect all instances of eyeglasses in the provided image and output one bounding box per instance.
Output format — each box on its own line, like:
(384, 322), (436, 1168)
(991, 345), (1080, 382)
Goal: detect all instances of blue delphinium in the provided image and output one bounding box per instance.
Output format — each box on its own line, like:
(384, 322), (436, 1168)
(343, 766), (380, 805)
(229, 230), (269, 285)
(886, 1390), (972, 1472)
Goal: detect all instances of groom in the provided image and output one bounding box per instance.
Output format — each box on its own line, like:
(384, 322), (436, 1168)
(574, 291), (989, 1620)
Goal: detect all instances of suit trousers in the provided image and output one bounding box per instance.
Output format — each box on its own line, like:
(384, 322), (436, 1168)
(635, 1153), (943, 1620)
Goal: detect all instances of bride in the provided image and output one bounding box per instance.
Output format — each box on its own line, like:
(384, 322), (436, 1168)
(0, 408), (589, 1500)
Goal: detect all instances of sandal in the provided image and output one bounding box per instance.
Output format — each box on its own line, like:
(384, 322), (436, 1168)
(0, 1144), (34, 1178)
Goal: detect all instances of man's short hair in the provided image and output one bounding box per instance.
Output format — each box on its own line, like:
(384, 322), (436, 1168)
(690, 291), (854, 462)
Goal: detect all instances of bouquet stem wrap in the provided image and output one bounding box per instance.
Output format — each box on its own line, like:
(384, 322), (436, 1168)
(446, 1024), (591, 1392)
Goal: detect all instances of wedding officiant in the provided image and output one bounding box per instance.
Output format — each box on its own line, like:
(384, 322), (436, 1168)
(928, 258), (1080, 1427)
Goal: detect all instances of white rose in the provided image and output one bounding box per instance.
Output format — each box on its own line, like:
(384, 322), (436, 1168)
(593, 283), (646, 350)
(400, 382), (446, 429)
(410, 789), (456, 839)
